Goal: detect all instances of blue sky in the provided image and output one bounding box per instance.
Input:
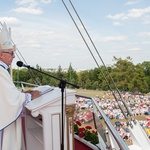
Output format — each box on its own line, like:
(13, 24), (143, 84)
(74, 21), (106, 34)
(0, 0), (150, 70)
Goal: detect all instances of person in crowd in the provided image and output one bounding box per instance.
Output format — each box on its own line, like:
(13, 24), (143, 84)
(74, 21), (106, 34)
(0, 23), (41, 150)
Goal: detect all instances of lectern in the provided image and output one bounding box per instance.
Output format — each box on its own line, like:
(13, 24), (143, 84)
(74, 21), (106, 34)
(25, 86), (76, 150)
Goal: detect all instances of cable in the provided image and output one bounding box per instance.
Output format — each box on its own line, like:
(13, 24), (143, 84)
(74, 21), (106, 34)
(68, 0), (134, 122)
(61, 0), (137, 125)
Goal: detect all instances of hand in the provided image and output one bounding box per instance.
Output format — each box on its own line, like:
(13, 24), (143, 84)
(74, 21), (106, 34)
(30, 90), (42, 100)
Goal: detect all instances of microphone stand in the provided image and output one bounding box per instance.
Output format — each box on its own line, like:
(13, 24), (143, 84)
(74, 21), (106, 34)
(24, 65), (79, 150)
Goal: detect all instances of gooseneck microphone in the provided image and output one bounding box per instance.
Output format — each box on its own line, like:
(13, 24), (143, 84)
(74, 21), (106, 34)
(16, 61), (79, 88)
(16, 61), (30, 68)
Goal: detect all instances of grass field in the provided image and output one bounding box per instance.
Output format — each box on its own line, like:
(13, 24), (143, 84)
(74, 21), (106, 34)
(75, 89), (150, 97)
(75, 89), (105, 97)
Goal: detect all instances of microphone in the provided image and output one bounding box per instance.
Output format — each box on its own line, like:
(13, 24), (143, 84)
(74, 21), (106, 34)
(16, 61), (79, 88)
(16, 61), (30, 68)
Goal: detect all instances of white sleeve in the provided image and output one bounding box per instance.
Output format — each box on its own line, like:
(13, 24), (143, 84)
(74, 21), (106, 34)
(0, 130), (2, 150)
(24, 93), (32, 106)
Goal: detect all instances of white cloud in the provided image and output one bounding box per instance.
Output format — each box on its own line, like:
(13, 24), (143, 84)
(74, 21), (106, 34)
(127, 47), (141, 52)
(138, 32), (150, 38)
(142, 41), (150, 44)
(16, 0), (52, 5)
(101, 36), (127, 42)
(52, 52), (61, 56)
(13, 0), (52, 15)
(40, 0), (52, 4)
(106, 13), (126, 20)
(142, 15), (150, 24)
(113, 22), (122, 26)
(127, 7), (148, 18)
(106, 6), (150, 20)
(124, 1), (138, 6)
(12, 7), (43, 14)
(16, 0), (38, 7)
(0, 17), (21, 26)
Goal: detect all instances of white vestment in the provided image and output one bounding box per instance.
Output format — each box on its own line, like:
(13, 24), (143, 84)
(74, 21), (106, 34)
(0, 131), (2, 150)
(0, 67), (25, 150)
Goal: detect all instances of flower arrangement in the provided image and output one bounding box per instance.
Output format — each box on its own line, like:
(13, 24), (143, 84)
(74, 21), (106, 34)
(74, 121), (99, 145)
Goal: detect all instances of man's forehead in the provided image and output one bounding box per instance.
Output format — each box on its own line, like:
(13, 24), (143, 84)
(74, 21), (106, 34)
(6, 49), (14, 51)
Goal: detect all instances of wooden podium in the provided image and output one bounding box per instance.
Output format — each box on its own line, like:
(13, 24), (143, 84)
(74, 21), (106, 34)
(25, 86), (76, 150)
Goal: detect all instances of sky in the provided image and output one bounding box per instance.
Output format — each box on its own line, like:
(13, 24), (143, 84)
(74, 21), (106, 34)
(0, 0), (150, 70)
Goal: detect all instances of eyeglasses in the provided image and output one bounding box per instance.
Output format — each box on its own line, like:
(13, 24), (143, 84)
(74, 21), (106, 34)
(2, 51), (15, 56)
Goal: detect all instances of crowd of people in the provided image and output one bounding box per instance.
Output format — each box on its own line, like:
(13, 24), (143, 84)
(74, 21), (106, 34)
(76, 92), (150, 119)
(97, 92), (150, 119)
(75, 91), (150, 143)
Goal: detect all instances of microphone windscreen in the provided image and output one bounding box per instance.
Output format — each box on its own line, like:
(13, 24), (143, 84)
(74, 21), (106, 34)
(16, 61), (23, 67)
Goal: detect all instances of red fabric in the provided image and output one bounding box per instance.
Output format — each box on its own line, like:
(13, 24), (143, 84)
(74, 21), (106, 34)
(74, 139), (93, 150)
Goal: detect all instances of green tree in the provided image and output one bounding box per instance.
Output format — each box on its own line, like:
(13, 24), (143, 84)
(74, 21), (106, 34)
(112, 56), (134, 92)
(12, 57), (149, 93)
(67, 63), (78, 88)
(77, 70), (89, 89)
(130, 64), (149, 93)
(142, 61), (150, 91)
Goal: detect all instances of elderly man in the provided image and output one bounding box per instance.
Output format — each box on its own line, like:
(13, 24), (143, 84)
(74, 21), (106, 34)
(0, 23), (41, 150)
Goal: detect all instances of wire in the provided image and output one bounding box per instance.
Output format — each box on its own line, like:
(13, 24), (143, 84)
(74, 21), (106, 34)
(69, 0), (134, 120)
(61, 0), (134, 122)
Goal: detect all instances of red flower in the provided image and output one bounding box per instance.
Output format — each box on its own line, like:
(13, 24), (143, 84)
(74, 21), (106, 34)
(78, 127), (85, 132)
(92, 130), (95, 133)
(92, 130), (98, 135)
(78, 132), (84, 138)
(76, 121), (82, 126)
(85, 126), (92, 130)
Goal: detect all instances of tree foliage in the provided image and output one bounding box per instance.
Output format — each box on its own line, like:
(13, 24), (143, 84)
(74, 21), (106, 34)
(13, 57), (150, 94)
